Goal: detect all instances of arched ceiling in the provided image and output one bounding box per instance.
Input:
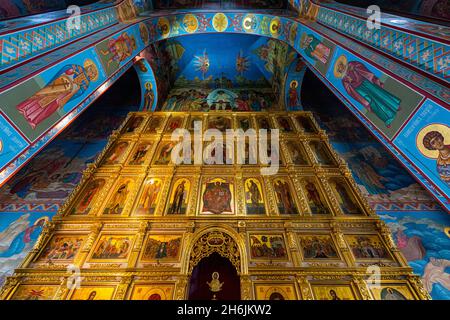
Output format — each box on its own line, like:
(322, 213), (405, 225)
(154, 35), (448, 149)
(149, 33), (299, 91)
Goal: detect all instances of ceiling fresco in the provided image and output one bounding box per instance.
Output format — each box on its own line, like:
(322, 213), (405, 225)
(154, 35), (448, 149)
(153, 33), (297, 90)
(148, 33), (299, 111)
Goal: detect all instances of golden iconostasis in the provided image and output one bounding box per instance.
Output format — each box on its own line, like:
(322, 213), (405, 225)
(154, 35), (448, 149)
(0, 111), (430, 300)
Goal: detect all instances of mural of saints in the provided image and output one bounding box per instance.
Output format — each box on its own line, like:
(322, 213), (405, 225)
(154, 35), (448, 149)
(136, 178), (162, 214)
(334, 55), (401, 127)
(245, 178), (265, 215)
(122, 116), (144, 134)
(300, 235), (339, 259)
(310, 141), (334, 165)
(295, 115), (317, 133)
(91, 236), (133, 260)
(71, 179), (105, 215)
(331, 180), (362, 214)
(303, 180), (329, 214)
(154, 142), (175, 165)
(202, 178), (233, 214)
(418, 125), (450, 185)
(165, 117), (183, 133)
(207, 89), (237, 110)
(103, 180), (132, 215)
(167, 179), (189, 214)
(16, 60), (98, 129)
(346, 235), (390, 260)
(249, 235), (287, 259)
(273, 178), (298, 215)
(277, 116), (294, 132)
(288, 80), (299, 108)
(143, 82), (155, 111)
(208, 116), (231, 132)
(287, 141), (308, 165)
(258, 117), (271, 130)
(129, 143), (152, 165)
(300, 33), (331, 64)
(145, 116), (164, 133)
(103, 141), (129, 165)
(99, 32), (137, 72)
(142, 235), (181, 261)
(38, 235), (84, 262)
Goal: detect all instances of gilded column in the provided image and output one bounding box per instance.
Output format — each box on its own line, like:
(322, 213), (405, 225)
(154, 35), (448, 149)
(377, 221), (408, 267)
(352, 275), (373, 300)
(290, 175), (310, 215)
(286, 225), (301, 267)
(74, 222), (103, 266)
(240, 275), (253, 300)
(316, 171), (342, 216)
(114, 276), (134, 300)
(129, 221), (150, 267)
(408, 275), (431, 300)
(187, 170), (201, 216)
(155, 171), (174, 216)
(331, 223), (354, 267)
(54, 277), (70, 300)
(236, 171), (245, 216)
(262, 176), (278, 216)
(0, 276), (20, 300)
(295, 275), (313, 300)
(174, 275), (189, 300)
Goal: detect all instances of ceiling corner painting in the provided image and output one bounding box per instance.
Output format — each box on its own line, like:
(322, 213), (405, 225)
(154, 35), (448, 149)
(0, 48), (106, 143)
(394, 100), (450, 203)
(95, 27), (145, 77)
(324, 46), (425, 140)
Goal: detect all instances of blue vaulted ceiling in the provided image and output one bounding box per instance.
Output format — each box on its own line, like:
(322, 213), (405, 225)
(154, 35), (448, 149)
(154, 33), (298, 89)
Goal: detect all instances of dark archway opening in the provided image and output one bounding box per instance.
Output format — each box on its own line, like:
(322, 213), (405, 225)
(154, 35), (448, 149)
(188, 252), (240, 300)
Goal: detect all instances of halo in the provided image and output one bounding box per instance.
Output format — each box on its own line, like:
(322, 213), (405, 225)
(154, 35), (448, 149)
(158, 17), (170, 38)
(84, 59), (99, 82)
(145, 81), (153, 90)
(0, 139), (3, 154)
(139, 22), (149, 45)
(416, 123), (450, 159)
(333, 55), (348, 79)
(213, 13), (228, 32)
(270, 17), (280, 37)
(445, 227), (450, 239)
(183, 14), (198, 33)
(290, 80), (298, 88)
